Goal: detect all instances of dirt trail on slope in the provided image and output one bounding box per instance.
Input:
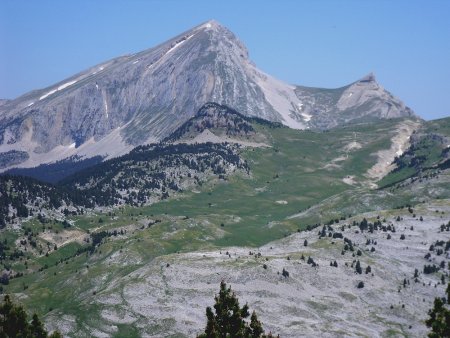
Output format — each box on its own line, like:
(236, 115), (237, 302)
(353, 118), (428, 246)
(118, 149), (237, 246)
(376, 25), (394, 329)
(365, 120), (421, 186)
(39, 229), (87, 247)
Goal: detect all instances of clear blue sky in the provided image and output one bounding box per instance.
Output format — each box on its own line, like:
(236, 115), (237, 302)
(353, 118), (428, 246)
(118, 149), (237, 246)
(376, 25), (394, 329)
(1, 0), (449, 120)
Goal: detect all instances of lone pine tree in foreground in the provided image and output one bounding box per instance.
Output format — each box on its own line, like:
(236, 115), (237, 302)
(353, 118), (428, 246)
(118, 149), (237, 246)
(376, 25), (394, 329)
(425, 282), (450, 338)
(198, 281), (278, 338)
(0, 295), (62, 338)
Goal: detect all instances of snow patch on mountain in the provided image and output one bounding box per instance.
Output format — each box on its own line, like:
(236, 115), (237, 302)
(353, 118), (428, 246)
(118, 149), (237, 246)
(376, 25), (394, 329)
(57, 80), (77, 91)
(102, 92), (109, 118)
(39, 89), (58, 101)
(301, 112), (312, 122)
(39, 80), (78, 101)
(166, 34), (194, 55)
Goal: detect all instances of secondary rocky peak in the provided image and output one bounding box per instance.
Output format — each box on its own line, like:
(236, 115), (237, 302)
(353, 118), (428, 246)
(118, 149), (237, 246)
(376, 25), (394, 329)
(196, 102), (235, 116)
(164, 102), (258, 144)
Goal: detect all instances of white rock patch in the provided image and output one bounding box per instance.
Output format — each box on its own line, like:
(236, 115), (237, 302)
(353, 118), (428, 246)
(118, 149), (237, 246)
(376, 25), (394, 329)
(366, 119), (421, 183)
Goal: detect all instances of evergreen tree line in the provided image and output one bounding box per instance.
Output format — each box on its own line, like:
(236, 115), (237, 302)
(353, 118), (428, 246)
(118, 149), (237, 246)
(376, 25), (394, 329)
(0, 142), (250, 226)
(0, 295), (61, 338)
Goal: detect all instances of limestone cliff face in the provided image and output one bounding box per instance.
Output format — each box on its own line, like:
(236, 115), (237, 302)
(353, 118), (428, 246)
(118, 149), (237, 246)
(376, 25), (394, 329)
(295, 73), (415, 129)
(0, 20), (416, 171)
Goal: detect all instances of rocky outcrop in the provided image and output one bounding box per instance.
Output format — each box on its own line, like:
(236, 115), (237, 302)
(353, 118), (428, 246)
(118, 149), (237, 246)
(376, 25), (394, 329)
(295, 73), (416, 129)
(164, 103), (258, 142)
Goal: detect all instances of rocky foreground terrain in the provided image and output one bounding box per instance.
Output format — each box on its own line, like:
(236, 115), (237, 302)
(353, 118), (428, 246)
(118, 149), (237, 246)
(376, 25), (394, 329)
(44, 200), (450, 337)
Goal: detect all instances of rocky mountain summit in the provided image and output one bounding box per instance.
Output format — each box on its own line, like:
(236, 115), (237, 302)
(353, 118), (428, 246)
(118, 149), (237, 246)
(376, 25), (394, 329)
(0, 20), (416, 172)
(296, 73), (416, 129)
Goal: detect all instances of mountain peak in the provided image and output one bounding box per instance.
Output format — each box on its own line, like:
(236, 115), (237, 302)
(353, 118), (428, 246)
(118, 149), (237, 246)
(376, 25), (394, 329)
(192, 19), (230, 36)
(200, 19), (222, 30)
(195, 20), (250, 62)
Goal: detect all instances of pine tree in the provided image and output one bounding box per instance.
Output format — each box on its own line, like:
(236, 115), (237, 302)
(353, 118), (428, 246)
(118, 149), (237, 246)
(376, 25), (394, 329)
(249, 311), (264, 338)
(198, 281), (275, 338)
(0, 294), (62, 337)
(0, 295), (29, 337)
(426, 298), (450, 337)
(447, 283), (450, 304)
(31, 313), (48, 338)
(425, 282), (450, 337)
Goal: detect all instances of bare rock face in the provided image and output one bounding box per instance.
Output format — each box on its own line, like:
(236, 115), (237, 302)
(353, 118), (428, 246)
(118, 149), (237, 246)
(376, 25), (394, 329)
(0, 20), (417, 171)
(295, 73), (416, 129)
